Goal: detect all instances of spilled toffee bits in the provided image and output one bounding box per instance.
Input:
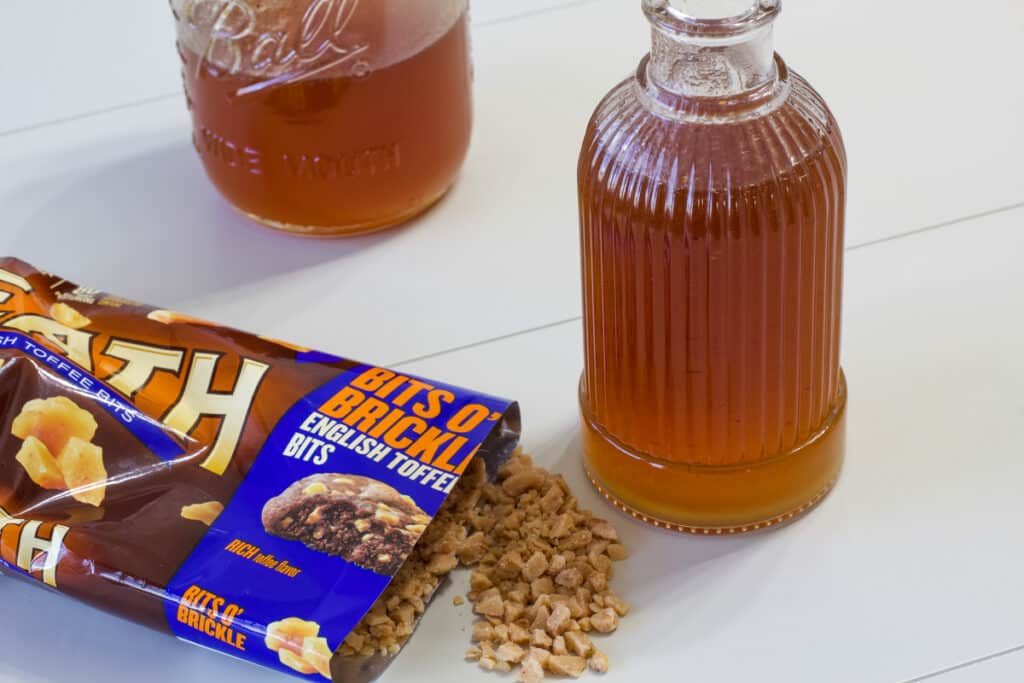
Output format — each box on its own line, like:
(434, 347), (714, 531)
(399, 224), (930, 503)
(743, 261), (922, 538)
(339, 452), (629, 680)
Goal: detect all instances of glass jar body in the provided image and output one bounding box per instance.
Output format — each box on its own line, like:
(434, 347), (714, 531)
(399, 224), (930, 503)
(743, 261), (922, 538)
(579, 55), (848, 533)
(173, 0), (472, 236)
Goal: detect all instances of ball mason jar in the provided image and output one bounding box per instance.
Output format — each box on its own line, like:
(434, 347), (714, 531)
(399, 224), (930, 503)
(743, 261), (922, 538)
(172, 0), (473, 236)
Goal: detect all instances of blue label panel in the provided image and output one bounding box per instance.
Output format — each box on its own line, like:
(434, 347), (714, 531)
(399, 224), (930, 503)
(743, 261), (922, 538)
(165, 363), (511, 680)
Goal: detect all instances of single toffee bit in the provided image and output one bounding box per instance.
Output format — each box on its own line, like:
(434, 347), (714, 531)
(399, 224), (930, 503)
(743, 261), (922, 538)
(180, 501), (225, 526)
(338, 452), (628, 680)
(262, 474), (431, 576)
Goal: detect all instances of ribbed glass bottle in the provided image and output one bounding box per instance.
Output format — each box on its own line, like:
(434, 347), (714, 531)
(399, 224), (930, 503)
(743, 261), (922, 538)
(579, 0), (848, 533)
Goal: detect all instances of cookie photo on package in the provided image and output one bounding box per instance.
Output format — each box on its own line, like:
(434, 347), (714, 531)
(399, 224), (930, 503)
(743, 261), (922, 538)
(0, 258), (521, 682)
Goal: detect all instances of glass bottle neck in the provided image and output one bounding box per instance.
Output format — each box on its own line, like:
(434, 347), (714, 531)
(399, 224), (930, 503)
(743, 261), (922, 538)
(639, 0), (787, 120)
(648, 23), (777, 98)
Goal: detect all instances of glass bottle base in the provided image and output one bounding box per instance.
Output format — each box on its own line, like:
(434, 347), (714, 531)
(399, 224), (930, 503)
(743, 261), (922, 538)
(581, 373), (847, 535)
(234, 185), (453, 238)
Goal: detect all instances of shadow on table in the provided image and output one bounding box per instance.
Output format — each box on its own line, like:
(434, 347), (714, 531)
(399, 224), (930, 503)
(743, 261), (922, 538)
(0, 574), (282, 683)
(3, 139), (429, 307)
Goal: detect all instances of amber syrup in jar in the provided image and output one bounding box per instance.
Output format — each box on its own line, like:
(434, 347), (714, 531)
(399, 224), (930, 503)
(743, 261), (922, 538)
(174, 1), (473, 236)
(579, 0), (848, 533)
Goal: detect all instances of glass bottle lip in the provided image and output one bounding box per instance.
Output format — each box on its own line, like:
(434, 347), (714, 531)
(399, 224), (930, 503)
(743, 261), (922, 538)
(642, 0), (781, 41)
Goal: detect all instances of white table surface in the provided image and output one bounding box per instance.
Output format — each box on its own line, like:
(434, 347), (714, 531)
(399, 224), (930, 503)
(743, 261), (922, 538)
(2, 1), (1023, 682)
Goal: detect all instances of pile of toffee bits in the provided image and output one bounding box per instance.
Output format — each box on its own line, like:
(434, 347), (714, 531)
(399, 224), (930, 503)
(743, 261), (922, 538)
(339, 452), (629, 681)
